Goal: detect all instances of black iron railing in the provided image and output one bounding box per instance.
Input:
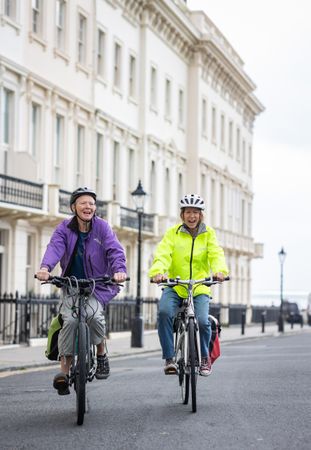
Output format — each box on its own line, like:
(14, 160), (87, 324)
(0, 174), (43, 209)
(120, 207), (154, 232)
(0, 293), (158, 344)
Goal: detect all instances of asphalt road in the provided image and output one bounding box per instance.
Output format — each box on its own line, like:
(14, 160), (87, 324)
(0, 333), (310, 450)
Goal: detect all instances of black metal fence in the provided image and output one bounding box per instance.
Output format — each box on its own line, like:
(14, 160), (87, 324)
(0, 293), (158, 345)
(0, 293), (284, 346)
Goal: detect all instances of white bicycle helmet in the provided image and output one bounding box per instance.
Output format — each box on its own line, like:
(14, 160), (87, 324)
(179, 194), (205, 210)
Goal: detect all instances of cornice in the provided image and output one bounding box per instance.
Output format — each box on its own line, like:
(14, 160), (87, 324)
(142, 1), (197, 62)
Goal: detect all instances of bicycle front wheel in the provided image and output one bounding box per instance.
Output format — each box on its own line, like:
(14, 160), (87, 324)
(188, 317), (198, 413)
(175, 325), (189, 405)
(76, 322), (87, 425)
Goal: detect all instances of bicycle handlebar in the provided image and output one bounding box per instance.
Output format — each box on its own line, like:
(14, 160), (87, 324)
(151, 276), (230, 288)
(34, 274), (130, 288)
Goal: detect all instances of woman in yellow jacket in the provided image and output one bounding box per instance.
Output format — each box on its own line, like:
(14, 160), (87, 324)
(149, 194), (229, 376)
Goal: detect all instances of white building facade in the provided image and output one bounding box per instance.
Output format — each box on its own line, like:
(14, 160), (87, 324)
(0, 0), (263, 322)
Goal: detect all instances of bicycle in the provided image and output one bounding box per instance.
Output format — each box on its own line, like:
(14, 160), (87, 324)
(155, 276), (229, 413)
(36, 275), (128, 426)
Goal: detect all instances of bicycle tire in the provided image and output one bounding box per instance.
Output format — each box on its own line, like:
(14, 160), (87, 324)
(188, 317), (197, 413)
(76, 322), (87, 425)
(175, 323), (189, 404)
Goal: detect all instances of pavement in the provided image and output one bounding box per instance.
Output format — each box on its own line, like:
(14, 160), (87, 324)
(0, 322), (310, 373)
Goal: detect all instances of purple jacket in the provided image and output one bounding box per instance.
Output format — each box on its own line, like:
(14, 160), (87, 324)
(40, 216), (127, 305)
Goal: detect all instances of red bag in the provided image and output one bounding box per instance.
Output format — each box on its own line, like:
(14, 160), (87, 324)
(208, 314), (221, 364)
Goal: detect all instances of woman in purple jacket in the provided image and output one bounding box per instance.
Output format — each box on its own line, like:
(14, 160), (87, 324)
(36, 187), (127, 395)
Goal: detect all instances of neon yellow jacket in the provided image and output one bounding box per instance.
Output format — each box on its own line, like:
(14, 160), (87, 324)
(148, 222), (229, 298)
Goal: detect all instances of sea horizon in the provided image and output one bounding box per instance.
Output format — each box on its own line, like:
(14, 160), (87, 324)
(251, 290), (310, 309)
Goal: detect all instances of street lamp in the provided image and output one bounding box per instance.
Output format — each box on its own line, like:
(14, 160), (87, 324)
(278, 247), (286, 332)
(131, 180), (147, 347)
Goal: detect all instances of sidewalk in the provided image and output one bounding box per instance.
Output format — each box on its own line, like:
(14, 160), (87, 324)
(0, 322), (310, 373)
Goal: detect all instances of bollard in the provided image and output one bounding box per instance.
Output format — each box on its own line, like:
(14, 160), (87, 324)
(290, 312), (294, 329)
(241, 311), (246, 335)
(300, 315), (303, 328)
(261, 311), (266, 333)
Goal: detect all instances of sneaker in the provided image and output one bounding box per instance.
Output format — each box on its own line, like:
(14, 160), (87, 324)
(164, 358), (178, 375)
(95, 354), (110, 379)
(53, 372), (70, 395)
(199, 356), (212, 377)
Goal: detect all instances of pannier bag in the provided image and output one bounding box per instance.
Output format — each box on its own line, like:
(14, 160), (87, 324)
(45, 314), (63, 361)
(208, 314), (221, 364)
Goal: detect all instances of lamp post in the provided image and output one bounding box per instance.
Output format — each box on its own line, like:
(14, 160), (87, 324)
(131, 180), (147, 347)
(278, 247), (286, 332)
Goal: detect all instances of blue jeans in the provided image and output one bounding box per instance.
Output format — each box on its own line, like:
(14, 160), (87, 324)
(158, 287), (211, 360)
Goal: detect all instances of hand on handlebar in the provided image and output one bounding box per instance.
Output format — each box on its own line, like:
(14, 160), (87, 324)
(113, 272), (128, 283)
(35, 268), (50, 281)
(151, 273), (168, 284)
(212, 272), (227, 282)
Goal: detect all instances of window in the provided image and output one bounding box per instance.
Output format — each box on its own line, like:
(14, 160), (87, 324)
(112, 141), (119, 200)
(247, 202), (252, 236)
(236, 127), (241, 161)
(228, 120), (233, 156)
(150, 160), (156, 210)
(4, 0), (17, 20)
(56, 0), (66, 50)
(178, 173), (183, 205)
(165, 168), (170, 215)
(201, 98), (207, 136)
(32, 0), (42, 35)
(178, 89), (184, 126)
(128, 55), (136, 98)
(54, 114), (64, 183)
(165, 78), (171, 118)
(97, 29), (105, 77)
(241, 199), (245, 234)
(96, 133), (103, 195)
(128, 148), (135, 205)
(150, 66), (157, 109)
(78, 13), (87, 65)
(242, 139), (246, 171)
(113, 42), (122, 88)
(1, 88), (14, 173)
(2, 88), (14, 145)
(76, 125), (84, 185)
(220, 114), (225, 150)
(210, 179), (216, 226)
(30, 103), (40, 158)
(212, 106), (217, 143)
(248, 145), (252, 175)
(200, 174), (206, 200)
(220, 183), (224, 228)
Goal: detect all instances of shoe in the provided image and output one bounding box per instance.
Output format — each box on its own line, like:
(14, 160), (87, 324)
(164, 359), (178, 375)
(199, 356), (212, 377)
(53, 372), (70, 395)
(95, 354), (110, 379)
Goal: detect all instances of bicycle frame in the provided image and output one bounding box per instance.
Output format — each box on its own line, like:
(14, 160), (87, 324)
(174, 285), (201, 374)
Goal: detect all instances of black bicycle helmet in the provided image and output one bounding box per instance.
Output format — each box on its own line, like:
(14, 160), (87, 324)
(70, 187), (97, 207)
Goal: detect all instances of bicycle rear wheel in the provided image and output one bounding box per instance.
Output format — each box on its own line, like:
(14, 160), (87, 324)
(76, 322), (87, 425)
(188, 317), (198, 413)
(175, 325), (189, 405)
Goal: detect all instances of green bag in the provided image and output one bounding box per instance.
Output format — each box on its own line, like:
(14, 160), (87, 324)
(45, 314), (63, 361)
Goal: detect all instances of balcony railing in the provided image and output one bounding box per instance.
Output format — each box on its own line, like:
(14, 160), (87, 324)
(120, 207), (154, 233)
(59, 189), (108, 219)
(0, 174), (43, 210)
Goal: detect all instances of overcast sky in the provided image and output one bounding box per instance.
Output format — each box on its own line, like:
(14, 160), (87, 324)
(187, 0), (311, 294)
